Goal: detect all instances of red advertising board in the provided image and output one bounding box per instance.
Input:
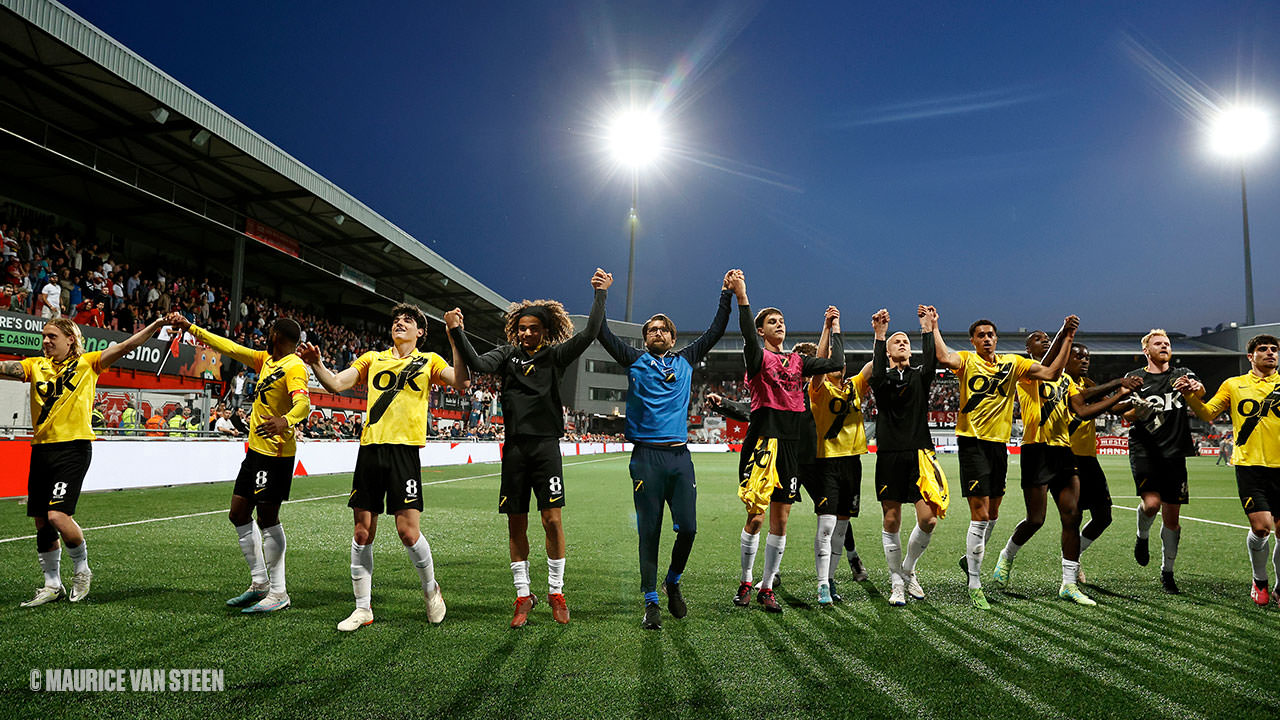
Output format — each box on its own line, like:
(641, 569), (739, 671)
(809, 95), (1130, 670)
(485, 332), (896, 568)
(1096, 435), (1128, 455)
(245, 218), (301, 258)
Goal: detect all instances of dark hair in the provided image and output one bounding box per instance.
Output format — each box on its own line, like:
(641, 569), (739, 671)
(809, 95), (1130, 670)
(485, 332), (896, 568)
(969, 319), (997, 337)
(792, 342), (818, 357)
(390, 303), (428, 347)
(642, 314), (677, 339)
(1071, 342), (1089, 354)
(271, 317), (302, 346)
(504, 299), (573, 345)
(1248, 334), (1279, 353)
(755, 307), (783, 329)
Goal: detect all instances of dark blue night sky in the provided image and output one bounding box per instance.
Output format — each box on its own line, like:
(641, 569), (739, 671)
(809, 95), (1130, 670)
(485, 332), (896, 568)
(63, 1), (1279, 335)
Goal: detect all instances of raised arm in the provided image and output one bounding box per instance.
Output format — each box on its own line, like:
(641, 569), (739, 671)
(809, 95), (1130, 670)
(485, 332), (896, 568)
(437, 308), (472, 393)
(924, 305), (962, 370)
(599, 320), (644, 367)
(707, 392), (751, 422)
(919, 307), (938, 391)
(1025, 315), (1079, 381)
(731, 271), (762, 376)
(803, 326), (844, 376)
(99, 316), (166, 371)
(297, 342), (362, 393)
(816, 306), (836, 359)
(170, 312), (260, 368)
(870, 309), (889, 389)
(552, 268), (612, 367)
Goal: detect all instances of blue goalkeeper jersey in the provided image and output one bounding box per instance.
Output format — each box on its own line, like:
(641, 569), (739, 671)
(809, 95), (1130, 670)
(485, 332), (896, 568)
(597, 290), (732, 444)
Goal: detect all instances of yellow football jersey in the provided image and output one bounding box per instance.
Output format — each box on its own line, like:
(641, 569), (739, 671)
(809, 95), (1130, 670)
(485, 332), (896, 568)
(809, 374), (869, 458)
(1067, 376), (1097, 457)
(1189, 372), (1280, 468)
(954, 351), (1034, 443)
(1017, 373), (1077, 447)
(21, 351), (103, 444)
(192, 326), (311, 457)
(353, 348), (449, 446)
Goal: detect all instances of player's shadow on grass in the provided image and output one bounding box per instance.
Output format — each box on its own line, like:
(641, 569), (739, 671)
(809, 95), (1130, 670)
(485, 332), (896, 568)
(666, 624), (733, 720)
(433, 632), (524, 717)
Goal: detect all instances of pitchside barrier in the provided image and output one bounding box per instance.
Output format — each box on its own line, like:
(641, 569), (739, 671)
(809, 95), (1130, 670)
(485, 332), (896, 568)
(0, 435), (1155, 500)
(0, 439), (632, 499)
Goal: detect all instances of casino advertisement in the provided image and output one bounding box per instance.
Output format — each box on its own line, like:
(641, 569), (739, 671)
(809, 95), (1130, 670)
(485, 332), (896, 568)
(0, 310), (224, 380)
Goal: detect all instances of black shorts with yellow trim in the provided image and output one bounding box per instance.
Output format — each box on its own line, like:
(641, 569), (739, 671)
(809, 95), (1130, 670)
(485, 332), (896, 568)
(738, 436), (801, 515)
(350, 443), (424, 515)
(873, 449), (924, 504)
(233, 449), (295, 505)
(1236, 465), (1280, 515)
(499, 436), (565, 514)
(1130, 454), (1189, 505)
(27, 440), (92, 518)
(1074, 454), (1112, 512)
(804, 455), (862, 517)
(957, 436), (1008, 498)
(1019, 443), (1077, 497)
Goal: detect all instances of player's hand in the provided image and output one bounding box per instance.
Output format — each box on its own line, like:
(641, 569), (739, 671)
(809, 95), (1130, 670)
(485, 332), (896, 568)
(444, 308), (464, 330)
(706, 393), (723, 407)
(872, 309), (889, 337)
(1062, 315), (1080, 335)
(165, 312), (191, 332)
(255, 415), (290, 438)
(590, 268), (614, 290)
(1128, 395), (1157, 421)
(824, 305), (840, 328)
(1119, 376), (1144, 393)
(917, 305), (937, 332)
(722, 270), (735, 291)
(296, 342), (321, 365)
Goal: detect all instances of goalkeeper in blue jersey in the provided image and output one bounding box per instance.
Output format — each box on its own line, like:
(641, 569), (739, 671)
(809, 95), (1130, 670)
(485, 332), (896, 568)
(597, 269), (738, 630)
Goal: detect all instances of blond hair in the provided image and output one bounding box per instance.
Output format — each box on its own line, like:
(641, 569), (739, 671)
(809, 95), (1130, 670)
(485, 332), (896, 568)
(1141, 329), (1168, 349)
(46, 317), (84, 358)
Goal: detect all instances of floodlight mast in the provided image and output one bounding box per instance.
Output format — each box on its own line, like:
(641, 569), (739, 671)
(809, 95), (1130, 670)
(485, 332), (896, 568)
(1209, 105), (1270, 327)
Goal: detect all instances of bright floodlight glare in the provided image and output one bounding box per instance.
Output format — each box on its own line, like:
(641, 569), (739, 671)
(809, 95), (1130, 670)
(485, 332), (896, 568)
(608, 110), (662, 167)
(1209, 105), (1271, 157)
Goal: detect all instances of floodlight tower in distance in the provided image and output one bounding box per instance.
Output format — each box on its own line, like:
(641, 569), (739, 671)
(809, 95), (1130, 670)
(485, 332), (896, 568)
(1209, 104), (1271, 326)
(607, 110), (663, 323)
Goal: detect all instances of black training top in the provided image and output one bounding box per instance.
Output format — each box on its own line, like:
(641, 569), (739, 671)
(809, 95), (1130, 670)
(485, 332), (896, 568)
(1124, 366), (1198, 459)
(869, 332), (937, 453)
(450, 289), (606, 439)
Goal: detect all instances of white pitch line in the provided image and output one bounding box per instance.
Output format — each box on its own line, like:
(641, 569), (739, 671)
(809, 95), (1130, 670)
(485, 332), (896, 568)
(0, 455), (623, 545)
(1111, 504), (1248, 530)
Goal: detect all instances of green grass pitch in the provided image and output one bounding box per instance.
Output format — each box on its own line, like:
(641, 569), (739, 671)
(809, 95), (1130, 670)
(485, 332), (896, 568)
(0, 453), (1266, 719)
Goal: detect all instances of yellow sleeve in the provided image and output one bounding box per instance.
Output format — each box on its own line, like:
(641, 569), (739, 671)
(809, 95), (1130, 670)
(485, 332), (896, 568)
(82, 351), (104, 375)
(191, 325), (264, 369)
(852, 374), (869, 398)
(351, 351), (376, 384)
(427, 352), (450, 385)
(284, 364), (312, 427)
(18, 356), (36, 382)
(1187, 382), (1231, 422)
(1067, 381), (1080, 398)
(1012, 354), (1035, 381)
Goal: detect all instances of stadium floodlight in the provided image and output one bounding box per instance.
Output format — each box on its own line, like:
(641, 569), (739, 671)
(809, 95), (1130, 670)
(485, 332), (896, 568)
(607, 109), (664, 322)
(149, 107), (170, 124)
(1208, 104), (1271, 326)
(333, 214), (345, 226)
(1209, 105), (1271, 157)
(190, 129), (211, 147)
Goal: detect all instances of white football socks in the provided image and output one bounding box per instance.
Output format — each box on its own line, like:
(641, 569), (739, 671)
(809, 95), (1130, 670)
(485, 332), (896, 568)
(830, 518), (850, 579)
(405, 533), (437, 594)
(1136, 508), (1155, 539)
(37, 548), (61, 588)
(1247, 530), (1269, 586)
(740, 530), (760, 584)
(814, 515), (836, 586)
(1062, 558), (1080, 586)
(65, 539), (89, 575)
(236, 522), (268, 587)
(511, 560), (531, 597)
(966, 521), (988, 589)
(350, 540), (373, 610)
(903, 524), (932, 576)
(1001, 535), (1023, 563)
(261, 524), (287, 595)
(1160, 526), (1180, 572)
(761, 534), (786, 590)
(881, 530), (903, 583)
(547, 557), (565, 595)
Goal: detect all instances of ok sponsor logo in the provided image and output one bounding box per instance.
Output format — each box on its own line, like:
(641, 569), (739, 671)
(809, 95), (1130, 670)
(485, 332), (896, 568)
(373, 367), (423, 393)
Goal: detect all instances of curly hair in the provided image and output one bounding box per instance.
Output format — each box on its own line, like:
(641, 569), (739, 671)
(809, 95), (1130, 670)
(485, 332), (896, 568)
(504, 299), (575, 345)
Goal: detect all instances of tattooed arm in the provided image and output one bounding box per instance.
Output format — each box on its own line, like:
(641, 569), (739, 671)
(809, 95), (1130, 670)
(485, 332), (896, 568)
(0, 360), (26, 382)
